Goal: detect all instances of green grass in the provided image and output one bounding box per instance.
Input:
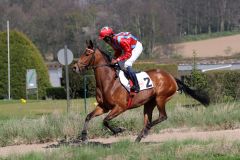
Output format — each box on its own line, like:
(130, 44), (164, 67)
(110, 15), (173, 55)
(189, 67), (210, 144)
(3, 139), (240, 160)
(180, 31), (240, 42)
(0, 99), (96, 120)
(0, 94), (196, 120)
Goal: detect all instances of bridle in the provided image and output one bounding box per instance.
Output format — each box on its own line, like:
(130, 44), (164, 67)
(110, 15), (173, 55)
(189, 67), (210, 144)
(77, 48), (111, 70)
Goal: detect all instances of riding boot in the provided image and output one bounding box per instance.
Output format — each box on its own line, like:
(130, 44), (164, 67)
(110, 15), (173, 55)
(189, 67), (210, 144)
(127, 67), (140, 93)
(131, 72), (140, 93)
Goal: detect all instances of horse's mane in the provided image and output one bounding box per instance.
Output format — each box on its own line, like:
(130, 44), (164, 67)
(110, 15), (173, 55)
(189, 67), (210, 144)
(97, 47), (112, 63)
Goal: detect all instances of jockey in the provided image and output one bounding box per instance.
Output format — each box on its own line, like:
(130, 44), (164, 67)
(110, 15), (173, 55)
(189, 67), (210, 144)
(99, 26), (143, 93)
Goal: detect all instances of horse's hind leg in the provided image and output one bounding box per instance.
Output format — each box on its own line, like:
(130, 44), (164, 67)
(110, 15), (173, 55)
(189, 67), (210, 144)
(135, 99), (156, 142)
(136, 96), (167, 141)
(149, 97), (168, 128)
(80, 106), (108, 141)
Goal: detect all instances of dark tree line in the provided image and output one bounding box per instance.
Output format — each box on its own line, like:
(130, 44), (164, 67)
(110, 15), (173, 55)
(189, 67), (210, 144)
(1, 0), (240, 59)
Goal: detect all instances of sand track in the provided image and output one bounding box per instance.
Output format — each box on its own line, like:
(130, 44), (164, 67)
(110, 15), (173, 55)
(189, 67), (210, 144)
(176, 34), (240, 57)
(1, 128), (240, 157)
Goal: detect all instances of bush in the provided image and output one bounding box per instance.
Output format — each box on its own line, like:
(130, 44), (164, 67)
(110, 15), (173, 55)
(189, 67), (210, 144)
(0, 31), (50, 99)
(134, 63), (178, 77)
(62, 65), (95, 98)
(205, 70), (240, 102)
(184, 70), (208, 91)
(184, 70), (240, 103)
(46, 87), (66, 99)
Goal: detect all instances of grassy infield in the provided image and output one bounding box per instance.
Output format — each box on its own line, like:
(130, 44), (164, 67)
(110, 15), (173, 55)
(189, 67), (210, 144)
(0, 95), (240, 159)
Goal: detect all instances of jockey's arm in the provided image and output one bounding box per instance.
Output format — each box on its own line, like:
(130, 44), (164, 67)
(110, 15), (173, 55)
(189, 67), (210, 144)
(114, 49), (121, 59)
(116, 40), (132, 61)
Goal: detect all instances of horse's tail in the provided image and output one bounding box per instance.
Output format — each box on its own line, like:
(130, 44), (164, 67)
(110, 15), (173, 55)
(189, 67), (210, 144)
(175, 78), (210, 106)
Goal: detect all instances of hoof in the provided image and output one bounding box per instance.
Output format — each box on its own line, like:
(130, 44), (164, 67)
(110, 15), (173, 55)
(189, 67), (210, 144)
(117, 127), (126, 133)
(135, 136), (142, 142)
(80, 135), (88, 142)
(143, 130), (149, 138)
(70, 137), (88, 145)
(113, 127), (126, 135)
(82, 139), (88, 144)
(80, 130), (88, 141)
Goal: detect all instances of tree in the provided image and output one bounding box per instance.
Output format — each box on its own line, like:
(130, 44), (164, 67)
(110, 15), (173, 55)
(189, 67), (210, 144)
(0, 31), (50, 99)
(1, 0), (240, 60)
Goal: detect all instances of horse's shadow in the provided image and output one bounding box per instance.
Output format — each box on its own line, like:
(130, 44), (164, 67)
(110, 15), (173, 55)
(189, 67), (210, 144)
(44, 139), (161, 149)
(182, 103), (202, 108)
(45, 139), (112, 149)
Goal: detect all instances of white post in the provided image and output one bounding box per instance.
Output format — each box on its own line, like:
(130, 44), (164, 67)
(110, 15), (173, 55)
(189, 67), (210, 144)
(64, 45), (70, 113)
(7, 20), (11, 100)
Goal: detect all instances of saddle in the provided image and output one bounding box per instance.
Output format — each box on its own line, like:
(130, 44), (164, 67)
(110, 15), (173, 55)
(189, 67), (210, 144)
(113, 64), (154, 93)
(118, 70), (154, 92)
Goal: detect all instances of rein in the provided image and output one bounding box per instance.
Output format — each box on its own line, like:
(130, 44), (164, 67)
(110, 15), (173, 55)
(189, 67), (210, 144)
(78, 48), (112, 70)
(89, 63), (111, 69)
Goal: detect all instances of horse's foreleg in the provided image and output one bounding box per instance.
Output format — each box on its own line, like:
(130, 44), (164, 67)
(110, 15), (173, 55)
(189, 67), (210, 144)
(135, 100), (156, 142)
(103, 106), (125, 135)
(80, 106), (108, 141)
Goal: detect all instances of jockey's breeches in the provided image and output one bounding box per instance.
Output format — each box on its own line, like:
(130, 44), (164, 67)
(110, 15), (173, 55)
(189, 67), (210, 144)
(124, 41), (143, 68)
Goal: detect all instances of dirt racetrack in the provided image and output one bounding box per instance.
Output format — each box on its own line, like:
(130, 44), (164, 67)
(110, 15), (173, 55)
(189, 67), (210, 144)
(176, 34), (240, 57)
(1, 128), (240, 157)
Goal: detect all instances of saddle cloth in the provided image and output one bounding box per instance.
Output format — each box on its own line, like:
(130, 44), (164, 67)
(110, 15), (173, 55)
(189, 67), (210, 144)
(119, 70), (154, 92)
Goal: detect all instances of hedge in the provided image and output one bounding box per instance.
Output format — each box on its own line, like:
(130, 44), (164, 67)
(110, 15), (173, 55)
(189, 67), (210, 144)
(62, 67), (95, 98)
(46, 87), (66, 99)
(134, 62), (178, 77)
(205, 70), (240, 102)
(184, 70), (240, 103)
(0, 31), (50, 99)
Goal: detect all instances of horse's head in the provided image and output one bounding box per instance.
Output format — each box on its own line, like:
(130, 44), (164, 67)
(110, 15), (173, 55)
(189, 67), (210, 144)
(73, 40), (96, 73)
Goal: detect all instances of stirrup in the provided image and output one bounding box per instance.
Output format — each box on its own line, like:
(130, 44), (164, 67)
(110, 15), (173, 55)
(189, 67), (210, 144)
(131, 85), (140, 93)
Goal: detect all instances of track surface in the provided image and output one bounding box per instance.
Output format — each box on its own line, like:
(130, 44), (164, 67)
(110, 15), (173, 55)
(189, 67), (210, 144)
(1, 128), (240, 157)
(176, 34), (240, 57)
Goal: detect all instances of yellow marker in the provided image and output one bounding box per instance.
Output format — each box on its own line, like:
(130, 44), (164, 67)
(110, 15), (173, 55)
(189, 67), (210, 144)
(20, 98), (27, 104)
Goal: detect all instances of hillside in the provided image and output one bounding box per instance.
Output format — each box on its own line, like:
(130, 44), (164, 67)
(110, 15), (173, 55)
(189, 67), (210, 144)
(176, 34), (240, 57)
(1, 1), (240, 58)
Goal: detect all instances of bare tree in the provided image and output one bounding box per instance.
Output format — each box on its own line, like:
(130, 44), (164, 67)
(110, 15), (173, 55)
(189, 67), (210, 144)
(1, 0), (240, 59)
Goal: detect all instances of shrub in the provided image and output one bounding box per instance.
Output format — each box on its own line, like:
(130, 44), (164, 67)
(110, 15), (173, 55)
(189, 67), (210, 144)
(46, 87), (66, 99)
(184, 70), (208, 91)
(134, 63), (178, 77)
(205, 70), (240, 102)
(0, 31), (50, 99)
(62, 65), (95, 98)
(185, 70), (240, 103)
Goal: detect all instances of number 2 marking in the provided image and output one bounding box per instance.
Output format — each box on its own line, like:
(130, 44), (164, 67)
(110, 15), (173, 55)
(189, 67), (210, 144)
(144, 77), (152, 88)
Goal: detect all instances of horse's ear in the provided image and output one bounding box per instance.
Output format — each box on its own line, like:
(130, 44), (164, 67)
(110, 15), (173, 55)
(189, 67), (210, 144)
(93, 39), (97, 48)
(89, 40), (94, 49)
(86, 40), (89, 47)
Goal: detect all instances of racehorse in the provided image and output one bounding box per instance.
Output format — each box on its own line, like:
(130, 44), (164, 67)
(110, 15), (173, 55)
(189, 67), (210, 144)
(73, 40), (210, 142)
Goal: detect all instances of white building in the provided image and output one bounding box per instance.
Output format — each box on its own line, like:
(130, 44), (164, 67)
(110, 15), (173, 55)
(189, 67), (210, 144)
(46, 62), (62, 87)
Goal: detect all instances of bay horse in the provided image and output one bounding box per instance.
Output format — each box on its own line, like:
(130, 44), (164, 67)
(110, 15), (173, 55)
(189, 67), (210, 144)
(73, 40), (209, 142)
